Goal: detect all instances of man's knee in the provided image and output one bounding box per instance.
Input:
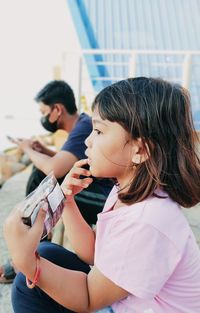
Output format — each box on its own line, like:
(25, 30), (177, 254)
(37, 241), (56, 261)
(37, 242), (90, 274)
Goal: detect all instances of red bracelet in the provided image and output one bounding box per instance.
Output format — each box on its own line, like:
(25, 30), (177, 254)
(26, 251), (41, 289)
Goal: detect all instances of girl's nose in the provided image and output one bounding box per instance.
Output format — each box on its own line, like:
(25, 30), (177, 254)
(85, 132), (92, 147)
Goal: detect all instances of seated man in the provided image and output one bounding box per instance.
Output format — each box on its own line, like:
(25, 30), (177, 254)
(0, 80), (113, 283)
(15, 80), (113, 224)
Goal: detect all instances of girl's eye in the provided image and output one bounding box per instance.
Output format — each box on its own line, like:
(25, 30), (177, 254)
(94, 129), (102, 135)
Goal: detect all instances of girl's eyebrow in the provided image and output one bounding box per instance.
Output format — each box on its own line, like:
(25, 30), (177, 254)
(92, 119), (108, 126)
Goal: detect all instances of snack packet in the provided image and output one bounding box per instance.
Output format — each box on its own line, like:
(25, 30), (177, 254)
(19, 173), (65, 239)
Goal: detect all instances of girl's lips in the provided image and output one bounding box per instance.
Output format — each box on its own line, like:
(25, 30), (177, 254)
(85, 150), (91, 163)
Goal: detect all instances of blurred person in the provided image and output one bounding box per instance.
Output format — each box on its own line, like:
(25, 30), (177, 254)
(12, 80), (113, 224)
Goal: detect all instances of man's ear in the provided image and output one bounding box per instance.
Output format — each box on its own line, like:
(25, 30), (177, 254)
(54, 103), (63, 117)
(131, 138), (150, 165)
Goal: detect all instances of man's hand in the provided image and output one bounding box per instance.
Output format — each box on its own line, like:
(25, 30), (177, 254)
(9, 137), (52, 156)
(12, 138), (33, 152)
(31, 140), (48, 154)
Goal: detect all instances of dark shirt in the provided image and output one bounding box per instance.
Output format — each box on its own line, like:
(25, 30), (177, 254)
(61, 113), (92, 159)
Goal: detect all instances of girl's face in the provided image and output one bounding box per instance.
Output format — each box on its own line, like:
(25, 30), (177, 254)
(85, 109), (137, 187)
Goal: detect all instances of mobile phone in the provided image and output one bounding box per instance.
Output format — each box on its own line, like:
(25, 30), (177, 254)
(7, 135), (16, 143)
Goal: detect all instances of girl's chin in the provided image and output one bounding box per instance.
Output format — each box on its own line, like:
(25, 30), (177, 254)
(89, 166), (103, 178)
(89, 166), (96, 176)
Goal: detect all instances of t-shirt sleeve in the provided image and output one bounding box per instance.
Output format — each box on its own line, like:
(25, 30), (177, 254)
(95, 221), (181, 299)
(61, 117), (92, 160)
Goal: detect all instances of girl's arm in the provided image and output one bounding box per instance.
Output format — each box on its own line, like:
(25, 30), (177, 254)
(62, 197), (95, 265)
(4, 209), (127, 313)
(38, 260), (128, 312)
(3, 159), (128, 312)
(19, 254), (128, 313)
(60, 158), (96, 265)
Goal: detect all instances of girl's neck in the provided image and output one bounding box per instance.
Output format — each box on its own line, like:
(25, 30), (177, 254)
(112, 199), (125, 210)
(116, 171), (135, 193)
(116, 163), (136, 187)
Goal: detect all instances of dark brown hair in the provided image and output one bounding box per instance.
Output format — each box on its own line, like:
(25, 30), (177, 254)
(35, 80), (77, 114)
(92, 77), (200, 208)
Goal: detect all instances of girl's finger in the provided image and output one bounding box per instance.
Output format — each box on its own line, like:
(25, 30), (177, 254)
(74, 177), (93, 187)
(82, 177), (93, 185)
(73, 159), (89, 168)
(67, 177), (91, 188)
(70, 167), (91, 178)
(62, 177), (93, 195)
(30, 207), (47, 238)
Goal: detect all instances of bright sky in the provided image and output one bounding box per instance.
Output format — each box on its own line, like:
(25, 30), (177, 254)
(0, 0), (71, 118)
(0, 0), (78, 150)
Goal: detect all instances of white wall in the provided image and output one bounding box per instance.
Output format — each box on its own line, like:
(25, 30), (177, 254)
(0, 0), (92, 150)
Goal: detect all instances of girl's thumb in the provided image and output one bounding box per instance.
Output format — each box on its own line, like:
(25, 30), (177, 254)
(31, 206), (47, 236)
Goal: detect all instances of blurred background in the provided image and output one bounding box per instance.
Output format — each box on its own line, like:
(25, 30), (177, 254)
(0, 0), (200, 152)
(0, 0), (79, 151)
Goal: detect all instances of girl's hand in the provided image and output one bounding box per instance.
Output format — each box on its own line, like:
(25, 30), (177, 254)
(3, 206), (46, 274)
(61, 159), (93, 199)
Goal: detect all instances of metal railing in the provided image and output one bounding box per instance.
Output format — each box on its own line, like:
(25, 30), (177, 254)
(60, 49), (200, 129)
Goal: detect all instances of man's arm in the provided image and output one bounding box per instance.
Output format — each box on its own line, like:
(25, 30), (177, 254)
(31, 140), (56, 157)
(25, 147), (78, 178)
(15, 139), (78, 178)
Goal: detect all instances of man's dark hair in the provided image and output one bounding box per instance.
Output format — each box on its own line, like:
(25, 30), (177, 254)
(35, 80), (77, 114)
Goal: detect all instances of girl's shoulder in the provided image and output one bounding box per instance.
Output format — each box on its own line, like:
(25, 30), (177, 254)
(137, 193), (191, 253)
(142, 191), (184, 228)
(100, 189), (192, 253)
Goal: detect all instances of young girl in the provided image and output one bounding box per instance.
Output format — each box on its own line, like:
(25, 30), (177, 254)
(4, 77), (200, 313)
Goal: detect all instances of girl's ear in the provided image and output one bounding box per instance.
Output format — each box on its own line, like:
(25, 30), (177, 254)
(131, 138), (150, 165)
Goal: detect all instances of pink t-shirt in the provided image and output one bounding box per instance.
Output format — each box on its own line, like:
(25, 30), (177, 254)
(94, 187), (200, 313)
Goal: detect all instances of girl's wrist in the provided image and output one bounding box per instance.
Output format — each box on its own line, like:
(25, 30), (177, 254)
(63, 195), (75, 206)
(26, 251), (41, 288)
(14, 252), (36, 277)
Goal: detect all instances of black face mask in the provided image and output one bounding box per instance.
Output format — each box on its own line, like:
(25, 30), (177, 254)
(40, 114), (58, 133)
